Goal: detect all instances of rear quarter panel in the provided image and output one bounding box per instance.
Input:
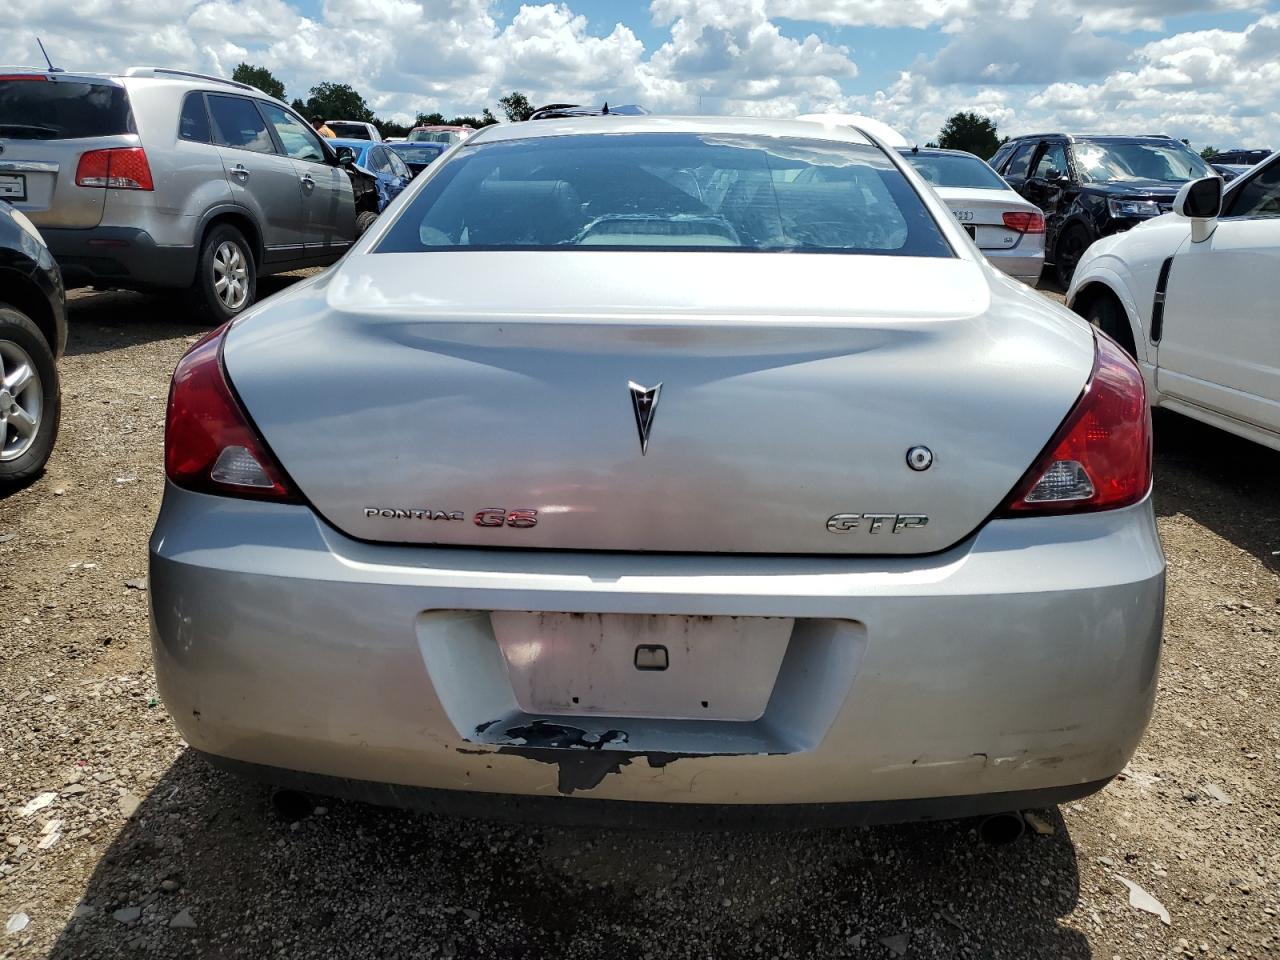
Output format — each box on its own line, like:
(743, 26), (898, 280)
(116, 81), (232, 248)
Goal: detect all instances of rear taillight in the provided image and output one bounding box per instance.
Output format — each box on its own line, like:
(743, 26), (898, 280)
(75, 147), (154, 190)
(165, 325), (301, 502)
(1003, 211), (1045, 234)
(0, 74), (50, 81)
(998, 332), (1150, 516)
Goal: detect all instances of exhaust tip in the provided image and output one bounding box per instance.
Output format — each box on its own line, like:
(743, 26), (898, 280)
(979, 811), (1026, 846)
(270, 788), (314, 823)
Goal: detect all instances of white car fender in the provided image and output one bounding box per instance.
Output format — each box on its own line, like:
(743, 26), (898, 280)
(1068, 255), (1150, 367)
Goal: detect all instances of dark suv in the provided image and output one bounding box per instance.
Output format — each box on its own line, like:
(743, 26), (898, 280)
(990, 133), (1216, 286)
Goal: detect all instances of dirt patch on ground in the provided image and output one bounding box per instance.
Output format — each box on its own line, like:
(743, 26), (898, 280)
(1, 278), (1277, 959)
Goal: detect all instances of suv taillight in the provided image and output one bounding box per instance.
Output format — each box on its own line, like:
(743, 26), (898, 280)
(1003, 211), (1045, 234)
(165, 325), (301, 502)
(998, 332), (1150, 516)
(75, 147), (154, 190)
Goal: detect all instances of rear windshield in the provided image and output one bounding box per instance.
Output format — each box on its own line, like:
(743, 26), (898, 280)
(410, 130), (461, 144)
(328, 122), (371, 140)
(391, 144), (444, 163)
(377, 132), (952, 256)
(0, 79), (132, 140)
(902, 151), (1008, 190)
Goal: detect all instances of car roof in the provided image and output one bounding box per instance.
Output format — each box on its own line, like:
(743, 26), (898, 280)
(411, 125), (472, 132)
(897, 147), (984, 159)
(328, 138), (371, 148)
(467, 115), (875, 146)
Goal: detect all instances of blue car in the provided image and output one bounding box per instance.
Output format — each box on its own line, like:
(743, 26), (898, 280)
(329, 139), (411, 213)
(388, 141), (446, 178)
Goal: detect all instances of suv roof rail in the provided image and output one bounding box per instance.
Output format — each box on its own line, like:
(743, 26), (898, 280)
(123, 67), (263, 94)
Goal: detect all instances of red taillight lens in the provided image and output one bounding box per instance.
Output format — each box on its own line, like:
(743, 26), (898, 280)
(1002, 211), (1045, 234)
(998, 332), (1150, 516)
(165, 325), (301, 502)
(75, 147), (154, 190)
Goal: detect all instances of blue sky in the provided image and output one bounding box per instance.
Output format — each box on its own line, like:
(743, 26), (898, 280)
(11, 1), (1280, 147)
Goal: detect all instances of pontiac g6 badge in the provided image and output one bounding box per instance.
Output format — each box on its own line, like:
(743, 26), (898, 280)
(363, 507), (537, 528)
(628, 380), (662, 455)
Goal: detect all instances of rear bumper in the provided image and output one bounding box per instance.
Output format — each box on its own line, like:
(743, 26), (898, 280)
(149, 484), (1164, 817)
(983, 247), (1045, 282)
(41, 226), (196, 290)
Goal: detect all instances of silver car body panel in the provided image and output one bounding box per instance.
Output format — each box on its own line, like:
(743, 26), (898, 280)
(223, 250), (1093, 555)
(150, 484), (1163, 804)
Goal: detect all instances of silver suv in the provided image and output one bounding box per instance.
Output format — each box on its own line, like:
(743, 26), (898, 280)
(0, 67), (380, 320)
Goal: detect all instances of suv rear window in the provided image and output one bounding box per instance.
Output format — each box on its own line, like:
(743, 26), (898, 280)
(0, 78), (132, 140)
(328, 122), (371, 140)
(377, 132), (953, 257)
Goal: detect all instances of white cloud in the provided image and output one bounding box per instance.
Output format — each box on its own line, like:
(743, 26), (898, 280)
(4, 0), (1278, 148)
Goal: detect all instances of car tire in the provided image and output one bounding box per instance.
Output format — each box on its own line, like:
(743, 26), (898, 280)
(1084, 293), (1138, 360)
(190, 224), (257, 324)
(1054, 225), (1092, 289)
(0, 307), (60, 486)
(356, 211), (379, 237)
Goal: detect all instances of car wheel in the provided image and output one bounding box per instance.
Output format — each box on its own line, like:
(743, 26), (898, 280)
(356, 211), (379, 237)
(0, 307), (60, 486)
(190, 224), (257, 324)
(1054, 225), (1092, 289)
(1084, 293), (1138, 360)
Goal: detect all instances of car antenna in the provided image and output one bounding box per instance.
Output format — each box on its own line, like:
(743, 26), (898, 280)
(37, 37), (64, 72)
(602, 102), (609, 115)
(912, 144), (919, 154)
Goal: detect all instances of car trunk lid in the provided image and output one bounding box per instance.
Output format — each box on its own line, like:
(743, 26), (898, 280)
(223, 251), (1095, 555)
(934, 187), (1038, 251)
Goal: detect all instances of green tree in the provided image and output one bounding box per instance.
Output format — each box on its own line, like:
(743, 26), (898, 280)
(446, 108), (498, 128)
(498, 91), (535, 122)
(231, 62), (286, 100)
(415, 111), (447, 127)
(936, 111), (1002, 158)
(302, 82), (375, 124)
(290, 97), (308, 118)
(1199, 145), (1218, 160)
(377, 117), (411, 138)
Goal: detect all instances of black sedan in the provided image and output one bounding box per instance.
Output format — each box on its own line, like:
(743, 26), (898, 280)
(0, 200), (66, 485)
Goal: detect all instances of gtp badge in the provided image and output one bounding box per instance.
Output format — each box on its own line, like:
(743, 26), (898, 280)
(628, 380), (662, 455)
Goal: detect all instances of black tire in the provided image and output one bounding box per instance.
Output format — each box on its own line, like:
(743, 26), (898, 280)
(0, 307), (60, 487)
(189, 223), (257, 324)
(1083, 292), (1138, 360)
(356, 210), (379, 237)
(1054, 225), (1092, 289)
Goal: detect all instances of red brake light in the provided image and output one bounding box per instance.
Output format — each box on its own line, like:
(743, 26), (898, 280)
(998, 332), (1150, 516)
(0, 74), (50, 81)
(1003, 211), (1045, 234)
(165, 325), (301, 502)
(75, 147), (154, 190)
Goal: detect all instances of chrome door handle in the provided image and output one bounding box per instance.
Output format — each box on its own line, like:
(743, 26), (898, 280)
(300, 174), (315, 188)
(231, 163), (250, 180)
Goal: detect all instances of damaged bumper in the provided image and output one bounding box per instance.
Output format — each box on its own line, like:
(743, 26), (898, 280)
(149, 483), (1164, 818)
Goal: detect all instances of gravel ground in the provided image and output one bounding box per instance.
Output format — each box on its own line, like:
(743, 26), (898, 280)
(1, 276), (1277, 960)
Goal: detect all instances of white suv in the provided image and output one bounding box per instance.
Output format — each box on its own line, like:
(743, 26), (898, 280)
(0, 67), (380, 320)
(1068, 156), (1280, 451)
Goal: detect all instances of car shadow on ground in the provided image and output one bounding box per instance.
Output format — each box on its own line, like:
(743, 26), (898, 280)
(62, 276), (310, 357)
(48, 751), (1091, 959)
(1151, 409), (1280, 574)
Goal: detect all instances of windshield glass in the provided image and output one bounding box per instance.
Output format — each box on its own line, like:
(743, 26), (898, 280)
(0, 79), (132, 140)
(901, 151), (1007, 189)
(392, 144), (444, 162)
(410, 130), (461, 144)
(377, 132), (952, 256)
(328, 122), (371, 140)
(1073, 139), (1213, 183)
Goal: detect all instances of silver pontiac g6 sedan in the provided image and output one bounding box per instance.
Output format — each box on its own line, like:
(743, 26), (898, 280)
(150, 116), (1164, 825)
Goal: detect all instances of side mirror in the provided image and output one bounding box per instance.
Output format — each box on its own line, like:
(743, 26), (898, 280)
(334, 146), (355, 167)
(1174, 176), (1222, 243)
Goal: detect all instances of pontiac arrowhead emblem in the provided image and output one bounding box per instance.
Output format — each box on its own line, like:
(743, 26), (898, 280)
(628, 380), (662, 455)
